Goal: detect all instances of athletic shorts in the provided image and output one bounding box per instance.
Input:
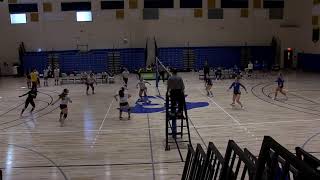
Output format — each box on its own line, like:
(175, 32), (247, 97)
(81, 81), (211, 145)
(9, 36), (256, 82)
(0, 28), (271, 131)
(139, 88), (147, 93)
(120, 102), (130, 111)
(234, 91), (241, 95)
(60, 104), (67, 110)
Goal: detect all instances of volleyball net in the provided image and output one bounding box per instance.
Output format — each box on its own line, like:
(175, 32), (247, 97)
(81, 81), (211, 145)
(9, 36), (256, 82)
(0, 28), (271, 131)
(155, 57), (172, 91)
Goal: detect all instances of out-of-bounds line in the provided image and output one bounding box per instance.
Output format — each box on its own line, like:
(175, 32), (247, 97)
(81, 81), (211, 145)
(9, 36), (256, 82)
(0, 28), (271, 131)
(261, 83), (320, 114)
(195, 118), (320, 129)
(0, 102), (25, 117)
(302, 130), (320, 149)
(187, 117), (208, 149)
(0, 160), (184, 170)
(4, 143), (68, 180)
(147, 114), (156, 180)
(0, 90), (56, 130)
(91, 99), (114, 147)
(3, 117), (320, 135)
(251, 83), (320, 117)
(0, 107), (59, 131)
(198, 88), (258, 141)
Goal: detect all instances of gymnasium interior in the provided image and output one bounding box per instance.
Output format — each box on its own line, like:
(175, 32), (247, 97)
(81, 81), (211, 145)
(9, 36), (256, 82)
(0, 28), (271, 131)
(0, 0), (320, 179)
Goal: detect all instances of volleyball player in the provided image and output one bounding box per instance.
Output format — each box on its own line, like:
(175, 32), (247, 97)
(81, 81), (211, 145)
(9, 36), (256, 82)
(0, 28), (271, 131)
(203, 61), (210, 82)
(122, 68), (130, 87)
(274, 73), (287, 100)
(114, 87), (131, 120)
(205, 77), (213, 97)
(19, 88), (37, 116)
(43, 68), (49, 87)
(36, 69), (40, 87)
(52, 89), (72, 127)
(86, 73), (97, 95)
(54, 67), (60, 85)
(136, 78), (151, 102)
(30, 69), (38, 89)
(26, 73), (31, 89)
(228, 76), (248, 108)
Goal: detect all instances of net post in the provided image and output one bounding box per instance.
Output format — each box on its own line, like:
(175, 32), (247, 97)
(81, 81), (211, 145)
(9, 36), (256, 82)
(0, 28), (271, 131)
(155, 57), (159, 88)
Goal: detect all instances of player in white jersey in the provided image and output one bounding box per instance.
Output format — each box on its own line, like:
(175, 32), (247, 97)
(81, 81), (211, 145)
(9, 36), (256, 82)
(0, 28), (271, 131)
(52, 89), (72, 127)
(86, 73), (97, 95)
(114, 87), (131, 120)
(136, 78), (151, 102)
(43, 68), (49, 86)
(54, 68), (60, 85)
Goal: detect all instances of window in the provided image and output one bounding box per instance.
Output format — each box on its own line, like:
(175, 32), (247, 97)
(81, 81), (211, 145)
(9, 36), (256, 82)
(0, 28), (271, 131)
(180, 0), (202, 8)
(76, 11), (92, 22)
(221, 0), (248, 8)
(143, 8), (159, 20)
(61, 2), (91, 11)
(101, 0), (124, 9)
(10, 13), (27, 24)
(144, 0), (174, 8)
(264, 0), (284, 8)
(9, 3), (38, 13)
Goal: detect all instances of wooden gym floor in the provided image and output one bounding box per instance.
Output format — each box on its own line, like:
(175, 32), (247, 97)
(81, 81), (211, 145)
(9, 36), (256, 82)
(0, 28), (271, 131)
(0, 72), (319, 180)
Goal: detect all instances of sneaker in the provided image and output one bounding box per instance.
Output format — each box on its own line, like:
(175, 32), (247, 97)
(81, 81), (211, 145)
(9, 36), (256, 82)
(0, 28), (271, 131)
(230, 103), (235, 106)
(128, 116), (131, 120)
(119, 117), (123, 120)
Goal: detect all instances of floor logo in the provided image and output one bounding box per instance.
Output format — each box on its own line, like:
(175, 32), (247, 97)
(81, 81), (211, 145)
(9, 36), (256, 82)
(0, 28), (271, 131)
(128, 95), (209, 114)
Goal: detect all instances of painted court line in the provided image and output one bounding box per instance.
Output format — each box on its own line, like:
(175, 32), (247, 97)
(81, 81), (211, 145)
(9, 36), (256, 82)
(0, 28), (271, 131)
(91, 99), (114, 147)
(289, 91), (320, 104)
(147, 114), (156, 180)
(2, 117), (320, 135)
(195, 118), (320, 129)
(198, 88), (258, 140)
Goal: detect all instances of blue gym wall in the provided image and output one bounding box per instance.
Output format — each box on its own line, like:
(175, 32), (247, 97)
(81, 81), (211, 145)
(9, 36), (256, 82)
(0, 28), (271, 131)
(159, 46), (274, 70)
(298, 53), (320, 72)
(22, 48), (145, 74)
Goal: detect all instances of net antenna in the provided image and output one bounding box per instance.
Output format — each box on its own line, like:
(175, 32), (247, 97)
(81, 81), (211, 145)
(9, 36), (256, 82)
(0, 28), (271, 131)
(155, 56), (172, 96)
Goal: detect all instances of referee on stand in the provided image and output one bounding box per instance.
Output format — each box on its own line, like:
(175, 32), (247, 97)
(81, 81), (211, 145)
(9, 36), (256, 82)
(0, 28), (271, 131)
(167, 69), (185, 117)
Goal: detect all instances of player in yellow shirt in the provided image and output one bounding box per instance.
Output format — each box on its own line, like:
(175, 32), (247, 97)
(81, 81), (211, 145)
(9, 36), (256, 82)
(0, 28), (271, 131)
(30, 69), (38, 89)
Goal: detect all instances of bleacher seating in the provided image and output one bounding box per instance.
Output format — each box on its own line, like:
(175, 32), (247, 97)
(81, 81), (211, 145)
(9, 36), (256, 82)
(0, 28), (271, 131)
(181, 136), (320, 180)
(201, 142), (224, 180)
(295, 147), (320, 173)
(159, 48), (184, 70)
(159, 46), (274, 71)
(22, 52), (48, 74)
(22, 48), (145, 75)
(120, 48), (145, 71)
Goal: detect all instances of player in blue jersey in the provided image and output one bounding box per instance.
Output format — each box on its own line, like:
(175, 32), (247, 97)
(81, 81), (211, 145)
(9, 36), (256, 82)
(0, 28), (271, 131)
(228, 76), (248, 108)
(274, 73), (287, 100)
